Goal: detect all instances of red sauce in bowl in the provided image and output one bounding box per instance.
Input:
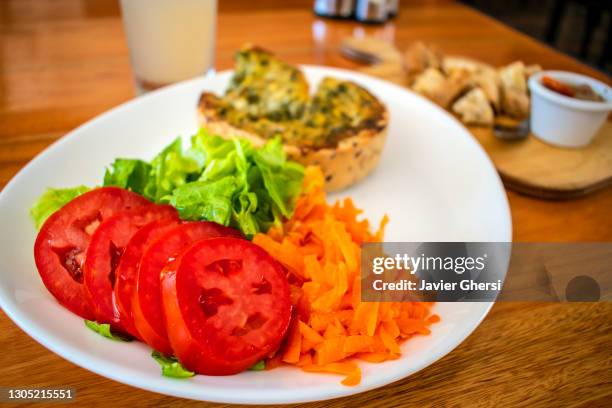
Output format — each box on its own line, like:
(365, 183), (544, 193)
(541, 75), (604, 102)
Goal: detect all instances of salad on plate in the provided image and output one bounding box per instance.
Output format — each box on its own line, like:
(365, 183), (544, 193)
(31, 128), (439, 386)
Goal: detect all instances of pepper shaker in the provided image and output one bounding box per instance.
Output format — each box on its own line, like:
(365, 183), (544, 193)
(313, 0), (356, 18)
(355, 0), (388, 23)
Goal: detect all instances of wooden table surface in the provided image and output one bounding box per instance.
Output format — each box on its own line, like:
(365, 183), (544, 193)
(1, 1), (611, 407)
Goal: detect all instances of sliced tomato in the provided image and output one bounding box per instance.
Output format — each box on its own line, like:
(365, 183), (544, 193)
(161, 237), (291, 375)
(34, 187), (151, 319)
(133, 221), (242, 354)
(114, 219), (179, 338)
(84, 205), (178, 331)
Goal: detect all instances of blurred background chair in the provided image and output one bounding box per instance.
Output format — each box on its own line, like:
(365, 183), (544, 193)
(461, 0), (611, 75)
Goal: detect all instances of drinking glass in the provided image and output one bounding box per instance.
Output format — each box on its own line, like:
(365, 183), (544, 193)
(120, 0), (217, 94)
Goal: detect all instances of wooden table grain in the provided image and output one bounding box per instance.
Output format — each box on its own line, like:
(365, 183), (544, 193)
(1, 1), (611, 407)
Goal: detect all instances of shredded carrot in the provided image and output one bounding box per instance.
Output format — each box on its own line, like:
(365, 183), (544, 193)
(253, 167), (439, 385)
(341, 367), (362, 386)
(296, 352), (313, 367)
(281, 318), (302, 364)
(355, 352), (396, 363)
(299, 321), (324, 344)
(265, 353), (284, 370)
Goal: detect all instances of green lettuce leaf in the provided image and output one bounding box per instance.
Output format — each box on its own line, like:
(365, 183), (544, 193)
(30, 185), (90, 229)
(252, 137), (304, 219)
(231, 189), (259, 236)
(248, 360), (265, 371)
(151, 351), (195, 379)
(103, 158), (151, 195)
(188, 128), (237, 169)
(173, 131), (304, 236)
(143, 138), (201, 203)
(169, 177), (237, 225)
(31, 129), (304, 238)
(84, 320), (132, 342)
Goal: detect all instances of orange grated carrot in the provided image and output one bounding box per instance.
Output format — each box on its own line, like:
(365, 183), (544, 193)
(344, 335), (376, 353)
(302, 362), (361, 386)
(341, 367), (362, 386)
(378, 325), (401, 354)
(253, 167), (438, 386)
(355, 352), (395, 363)
(302, 361), (358, 375)
(428, 314), (441, 323)
(282, 318), (302, 364)
(301, 338), (316, 354)
(265, 353), (284, 370)
(296, 352), (313, 367)
(382, 320), (401, 339)
(315, 337), (346, 365)
(299, 321), (324, 344)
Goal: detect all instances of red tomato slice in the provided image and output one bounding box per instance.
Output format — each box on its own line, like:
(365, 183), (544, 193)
(34, 187), (151, 319)
(84, 205), (178, 331)
(114, 219), (179, 338)
(133, 221), (242, 354)
(161, 237), (291, 375)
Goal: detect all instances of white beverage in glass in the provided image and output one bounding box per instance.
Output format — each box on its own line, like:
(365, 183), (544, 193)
(120, 0), (217, 94)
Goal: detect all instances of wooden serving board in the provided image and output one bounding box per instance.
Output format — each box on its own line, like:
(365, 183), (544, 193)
(354, 62), (612, 200)
(469, 121), (612, 199)
(341, 33), (612, 200)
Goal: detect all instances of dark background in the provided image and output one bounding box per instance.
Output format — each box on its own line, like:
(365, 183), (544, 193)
(461, 0), (611, 75)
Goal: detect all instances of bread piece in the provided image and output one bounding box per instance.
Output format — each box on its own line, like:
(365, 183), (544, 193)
(499, 61), (530, 118)
(412, 68), (471, 108)
(471, 70), (501, 111)
(452, 87), (494, 126)
(412, 68), (445, 92)
(499, 61), (528, 92)
(442, 56), (496, 76)
(442, 56), (500, 110)
(403, 42), (444, 76)
(525, 64), (543, 78)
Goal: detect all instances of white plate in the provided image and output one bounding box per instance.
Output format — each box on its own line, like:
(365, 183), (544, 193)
(0, 66), (511, 404)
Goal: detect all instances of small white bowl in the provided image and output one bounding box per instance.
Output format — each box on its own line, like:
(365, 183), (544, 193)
(528, 70), (612, 148)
